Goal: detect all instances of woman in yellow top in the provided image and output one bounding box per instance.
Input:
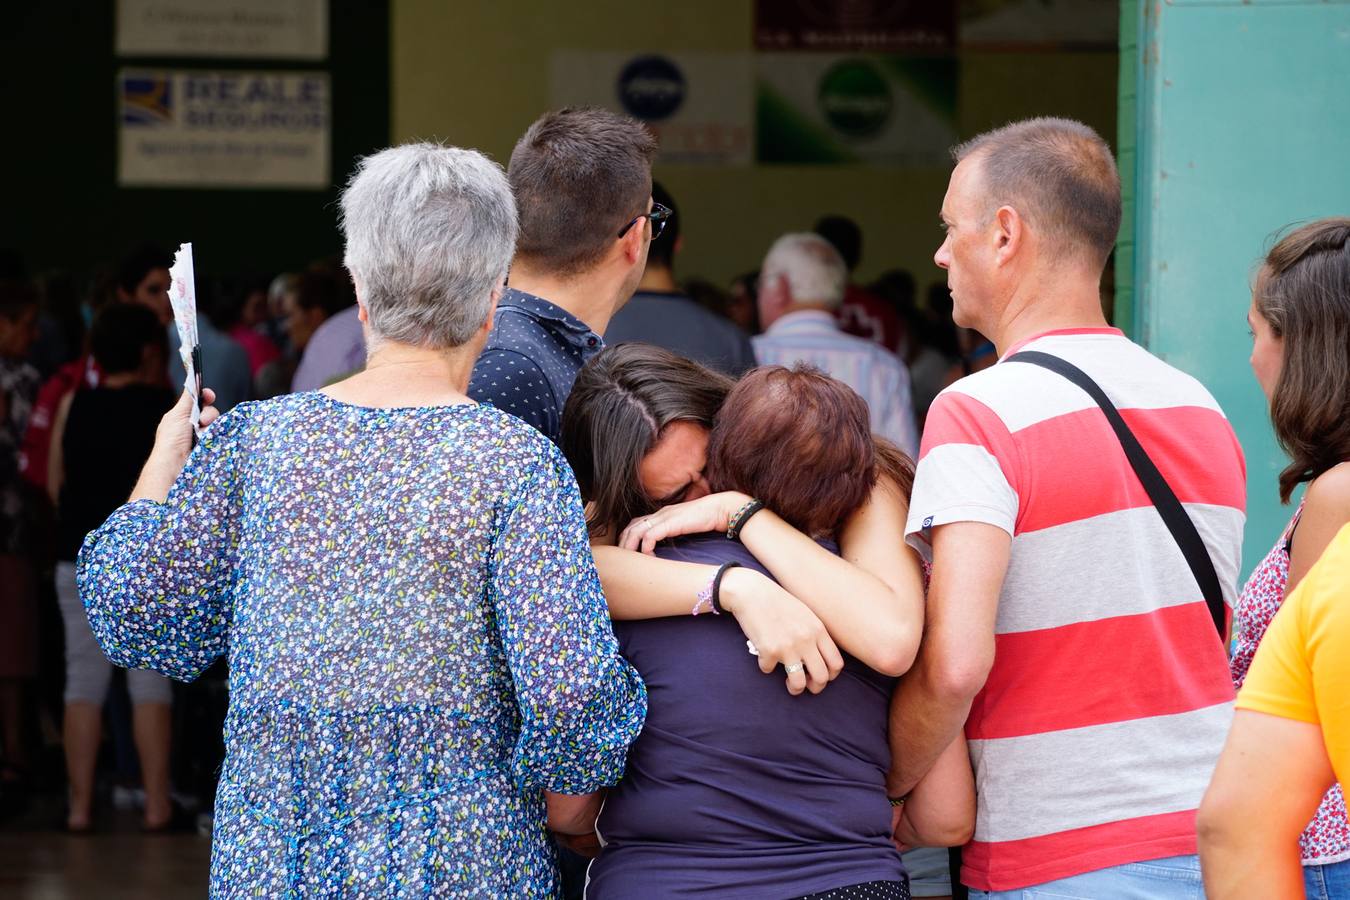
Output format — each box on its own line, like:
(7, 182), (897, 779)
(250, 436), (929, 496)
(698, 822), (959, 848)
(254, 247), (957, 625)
(1200, 522), (1350, 898)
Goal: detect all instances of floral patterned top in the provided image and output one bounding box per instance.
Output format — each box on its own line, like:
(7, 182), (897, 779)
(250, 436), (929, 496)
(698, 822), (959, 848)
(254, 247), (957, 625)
(77, 392), (647, 898)
(1232, 500), (1350, 866)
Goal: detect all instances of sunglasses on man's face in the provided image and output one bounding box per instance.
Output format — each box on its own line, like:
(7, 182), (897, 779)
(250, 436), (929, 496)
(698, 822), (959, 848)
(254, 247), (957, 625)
(617, 202), (672, 241)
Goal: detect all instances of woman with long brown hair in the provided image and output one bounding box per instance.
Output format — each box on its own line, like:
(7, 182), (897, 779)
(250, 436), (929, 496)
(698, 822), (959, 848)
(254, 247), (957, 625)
(1220, 217), (1350, 898)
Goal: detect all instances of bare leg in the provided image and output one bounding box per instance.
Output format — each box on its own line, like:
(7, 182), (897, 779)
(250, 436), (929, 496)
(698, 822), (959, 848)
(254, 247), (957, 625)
(132, 702), (173, 828)
(63, 701), (102, 830)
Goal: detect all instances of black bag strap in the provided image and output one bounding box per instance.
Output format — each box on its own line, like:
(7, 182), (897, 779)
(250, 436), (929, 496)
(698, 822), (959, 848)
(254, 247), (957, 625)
(1007, 350), (1226, 639)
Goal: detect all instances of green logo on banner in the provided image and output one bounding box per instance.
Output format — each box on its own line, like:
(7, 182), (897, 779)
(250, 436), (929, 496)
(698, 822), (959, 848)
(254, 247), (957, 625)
(817, 60), (892, 139)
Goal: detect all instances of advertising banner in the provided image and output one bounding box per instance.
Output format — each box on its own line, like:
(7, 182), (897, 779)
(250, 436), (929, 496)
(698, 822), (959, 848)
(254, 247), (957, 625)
(116, 0), (328, 59)
(755, 0), (955, 52)
(551, 51), (752, 166)
(756, 54), (957, 166)
(118, 69), (330, 189)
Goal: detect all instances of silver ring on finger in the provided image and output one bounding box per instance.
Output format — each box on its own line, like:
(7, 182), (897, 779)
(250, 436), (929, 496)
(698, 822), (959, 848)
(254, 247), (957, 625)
(784, 661), (805, 675)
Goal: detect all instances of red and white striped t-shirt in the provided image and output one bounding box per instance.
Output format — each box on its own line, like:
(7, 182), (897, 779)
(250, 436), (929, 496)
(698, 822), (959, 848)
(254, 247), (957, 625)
(906, 328), (1245, 892)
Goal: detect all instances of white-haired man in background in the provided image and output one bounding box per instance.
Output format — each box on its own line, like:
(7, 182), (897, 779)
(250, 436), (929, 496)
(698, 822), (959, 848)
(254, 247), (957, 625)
(751, 233), (919, 455)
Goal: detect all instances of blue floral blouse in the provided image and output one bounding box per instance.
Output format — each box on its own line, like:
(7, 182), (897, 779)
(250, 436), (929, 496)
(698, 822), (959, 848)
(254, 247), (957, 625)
(77, 392), (647, 898)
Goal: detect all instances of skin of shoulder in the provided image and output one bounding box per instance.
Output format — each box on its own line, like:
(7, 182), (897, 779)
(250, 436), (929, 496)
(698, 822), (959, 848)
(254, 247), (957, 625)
(1289, 461), (1350, 594)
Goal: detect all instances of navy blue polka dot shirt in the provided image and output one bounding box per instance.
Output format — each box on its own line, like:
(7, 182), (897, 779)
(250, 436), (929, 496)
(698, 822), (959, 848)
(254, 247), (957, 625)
(469, 288), (603, 444)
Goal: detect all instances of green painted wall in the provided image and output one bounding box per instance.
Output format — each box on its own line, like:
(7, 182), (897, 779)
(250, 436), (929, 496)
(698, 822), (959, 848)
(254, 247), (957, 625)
(1129, 0), (1350, 576)
(391, 1), (1117, 294)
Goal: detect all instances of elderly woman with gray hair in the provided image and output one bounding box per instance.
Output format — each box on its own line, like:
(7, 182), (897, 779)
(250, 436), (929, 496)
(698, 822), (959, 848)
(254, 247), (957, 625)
(76, 144), (646, 897)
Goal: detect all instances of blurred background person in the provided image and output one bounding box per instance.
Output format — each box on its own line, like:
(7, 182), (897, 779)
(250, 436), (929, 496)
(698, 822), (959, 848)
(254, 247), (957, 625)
(28, 271), (85, 380)
(115, 245), (173, 326)
(0, 276), (41, 810)
(290, 260), (363, 392)
(727, 270), (762, 335)
(753, 233), (918, 455)
(214, 276), (281, 383)
(252, 272), (302, 399)
(605, 182), (756, 375)
(816, 214), (904, 354)
(51, 303), (176, 832)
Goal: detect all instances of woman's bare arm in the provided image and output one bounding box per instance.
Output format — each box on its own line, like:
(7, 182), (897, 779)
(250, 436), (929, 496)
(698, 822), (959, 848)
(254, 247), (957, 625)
(544, 790), (603, 835)
(611, 479), (925, 676)
(741, 477), (924, 676)
(592, 546), (844, 695)
(892, 732), (976, 849)
(46, 389), (74, 507)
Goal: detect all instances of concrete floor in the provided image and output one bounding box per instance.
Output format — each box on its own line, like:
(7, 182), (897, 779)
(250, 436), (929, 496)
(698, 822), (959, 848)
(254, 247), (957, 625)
(0, 802), (211, 899)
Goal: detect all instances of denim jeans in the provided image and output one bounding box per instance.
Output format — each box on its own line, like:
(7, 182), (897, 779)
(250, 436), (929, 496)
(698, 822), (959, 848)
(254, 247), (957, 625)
(1305, 858), (1350, 900)
(969, 854), (1204, 899)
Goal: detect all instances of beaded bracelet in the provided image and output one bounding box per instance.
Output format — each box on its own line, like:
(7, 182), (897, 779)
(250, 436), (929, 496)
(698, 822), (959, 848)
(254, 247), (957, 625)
(692, 561), (742, 615)
(725, 499), (765, 541)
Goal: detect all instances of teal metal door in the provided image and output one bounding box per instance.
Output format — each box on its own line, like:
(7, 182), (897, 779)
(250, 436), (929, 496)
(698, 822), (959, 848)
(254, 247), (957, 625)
(1128, 0), (1350, 576)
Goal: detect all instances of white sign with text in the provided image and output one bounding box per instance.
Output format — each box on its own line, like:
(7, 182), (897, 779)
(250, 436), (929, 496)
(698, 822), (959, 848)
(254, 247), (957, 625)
(116, 0), (328, 59)
(118, 69), (330, 189)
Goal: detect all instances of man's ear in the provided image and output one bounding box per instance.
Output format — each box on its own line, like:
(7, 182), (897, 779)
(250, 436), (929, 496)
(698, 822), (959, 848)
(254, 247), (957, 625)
(621, 220), (647, 265)
(760, 273), (790, 318)
(994, 205), (1025, 266)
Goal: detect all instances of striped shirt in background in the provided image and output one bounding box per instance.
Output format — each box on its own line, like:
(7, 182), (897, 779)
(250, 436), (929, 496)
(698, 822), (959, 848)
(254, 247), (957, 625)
(752, 310), (919, 456)
(905, 328), (1246, 893)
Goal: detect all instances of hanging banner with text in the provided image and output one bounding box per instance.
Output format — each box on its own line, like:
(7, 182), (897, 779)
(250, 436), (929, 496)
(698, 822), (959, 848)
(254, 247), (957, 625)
(755, 55), (956, 166)
(116, 0), (328, 59)
(551, 51), (752, 166)
(754, 0), (955, 52)
(118, 69), (330, 189)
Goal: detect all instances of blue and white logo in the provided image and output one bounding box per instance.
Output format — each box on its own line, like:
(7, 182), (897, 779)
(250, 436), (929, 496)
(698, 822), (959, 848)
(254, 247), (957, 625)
(617, 55), (686, 122)
(122, 74), (173, 126)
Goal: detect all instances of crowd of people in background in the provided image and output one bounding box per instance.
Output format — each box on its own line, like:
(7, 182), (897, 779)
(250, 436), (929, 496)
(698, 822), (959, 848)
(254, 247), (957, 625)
(0, 107), (1347, 900)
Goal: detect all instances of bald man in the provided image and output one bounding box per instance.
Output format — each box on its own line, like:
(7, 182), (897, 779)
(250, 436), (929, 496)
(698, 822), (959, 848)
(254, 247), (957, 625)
(887, 118), (1245, 898)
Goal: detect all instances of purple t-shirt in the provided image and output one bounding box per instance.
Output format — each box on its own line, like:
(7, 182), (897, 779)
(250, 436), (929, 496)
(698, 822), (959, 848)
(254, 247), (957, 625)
(586, 534), (906, 899)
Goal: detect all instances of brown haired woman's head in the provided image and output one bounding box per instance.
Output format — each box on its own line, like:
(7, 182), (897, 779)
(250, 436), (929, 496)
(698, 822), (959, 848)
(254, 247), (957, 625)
(707, 366), (877, 536)
(1251, 217), (1350, 503)
(561, 343), (734, 536)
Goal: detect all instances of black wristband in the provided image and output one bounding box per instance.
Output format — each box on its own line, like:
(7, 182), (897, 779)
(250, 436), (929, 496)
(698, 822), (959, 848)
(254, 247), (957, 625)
(725, 499), (765, 541)
(710, 561), (742, 614)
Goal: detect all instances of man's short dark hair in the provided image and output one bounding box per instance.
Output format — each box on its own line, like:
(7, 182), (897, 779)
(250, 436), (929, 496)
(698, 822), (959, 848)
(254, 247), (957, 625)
(117, 244), (173, 295)
(645, 181), (679, 271)
(953, 117), (1121, 266)
(91, 302), (165, 374)
(508, 107), (657, 277)
(814, 215), (863, 272)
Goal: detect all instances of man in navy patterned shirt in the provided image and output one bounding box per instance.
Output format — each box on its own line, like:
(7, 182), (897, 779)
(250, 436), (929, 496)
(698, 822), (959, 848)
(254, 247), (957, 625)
(469, 108), (661, 444)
